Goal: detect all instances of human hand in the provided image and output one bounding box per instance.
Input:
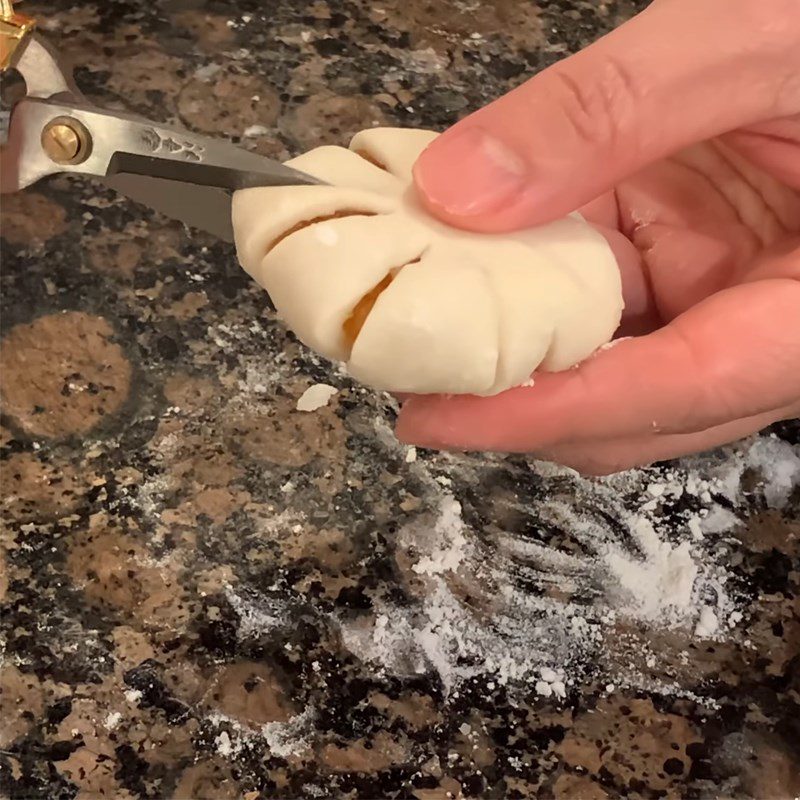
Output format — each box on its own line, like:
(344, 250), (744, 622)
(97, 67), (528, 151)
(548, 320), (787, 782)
(396, 0), (800, 474)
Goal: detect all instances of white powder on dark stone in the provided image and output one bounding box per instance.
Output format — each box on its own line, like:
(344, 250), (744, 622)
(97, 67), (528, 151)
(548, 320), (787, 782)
(745, 434), (800, 508)
(205, 706), (315, 761)
(262, 706), (316, 758)
(336, 431), (797, 704)
(694, 606), (720, 638)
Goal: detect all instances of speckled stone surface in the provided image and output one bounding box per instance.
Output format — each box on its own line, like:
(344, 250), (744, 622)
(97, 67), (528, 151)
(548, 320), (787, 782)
(1, 2), (799, 799)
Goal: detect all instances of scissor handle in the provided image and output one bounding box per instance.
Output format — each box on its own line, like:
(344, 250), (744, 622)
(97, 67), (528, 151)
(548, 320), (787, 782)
(0, 0), (35, 72)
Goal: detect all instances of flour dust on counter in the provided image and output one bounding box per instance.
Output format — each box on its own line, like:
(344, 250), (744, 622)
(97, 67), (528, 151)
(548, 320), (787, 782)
(337, 427), (797, 704)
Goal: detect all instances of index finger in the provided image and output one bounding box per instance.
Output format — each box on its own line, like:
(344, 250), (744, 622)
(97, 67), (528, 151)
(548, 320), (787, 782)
(412, 0), (800, 231)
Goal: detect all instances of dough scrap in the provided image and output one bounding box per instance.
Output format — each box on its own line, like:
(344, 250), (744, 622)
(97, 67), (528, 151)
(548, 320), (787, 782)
(233, 128), (623, 396)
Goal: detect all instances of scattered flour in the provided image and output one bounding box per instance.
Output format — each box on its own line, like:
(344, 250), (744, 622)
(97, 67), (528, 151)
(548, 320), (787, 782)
(296, 383), (338, 412)
(215, 731), (234, 756)
(124, 689), (142, 704)
(243, 124), (270, 137)
(338, 432), (797, 703)
(224, 585), (294, 639)
(745, 434), (800, 508)
(694, 606), (720, 638)
(205, 706), (316, 760)
(411, 495), (470, 577)
(600, 516), (697, 623)
(104, 711), (122, 730)
(262, 706), (316, 758)
(121, 318), (796, 709)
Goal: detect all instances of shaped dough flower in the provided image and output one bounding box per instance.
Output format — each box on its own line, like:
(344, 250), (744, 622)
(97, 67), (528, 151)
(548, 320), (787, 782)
(233, 128), (622, 396)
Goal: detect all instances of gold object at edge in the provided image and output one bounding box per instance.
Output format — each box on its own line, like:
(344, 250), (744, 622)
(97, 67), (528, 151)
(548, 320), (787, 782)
(0, 1), (36, 72)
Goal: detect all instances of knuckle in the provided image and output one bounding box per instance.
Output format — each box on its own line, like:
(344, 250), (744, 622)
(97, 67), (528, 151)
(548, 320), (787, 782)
(548, 68), (602, 146)
(548, 55), (641, 151)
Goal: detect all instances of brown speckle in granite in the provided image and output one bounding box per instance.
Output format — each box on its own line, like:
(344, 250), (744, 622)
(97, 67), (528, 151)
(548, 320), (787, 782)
(370, 691), (440, 731)
(205, 662), (294, 727)
(0, 549), (8, 602)
(728, 732), (800, 800)
(91, 236), (142, 277)
(0, 192), (68, 248)
(54, 693), (119, 794)
(111, 626), (158, 669)
(320, 729), (410, 773)
(552, 772), (610, 800)
(102, 40), (187, 110)
(737, 509), (800, 553)
(375, 0), (544, 50)
(0, 312), (132, 438)
(222, 392), (347, 467)
(1, 451), (93, 522)
(169, 10), (236, 49)
(556, 697), (701, 790)
(84, 221), (183, 280)
(281, 525), (356, 569)
(173, 761), (240, 800)
(0, 666), (46, 747)
(453, 714), (496, 769)
(67, 521), (192, 632)
(287, 59), (333, 97)
(192, 486), (253, 523)
(55, 747), (127, 798)
(280, 92), (388, 149)
(164, 290), (209, 320)
(744, 593), (800, 676)
(163, 372), (219, 408)
(413, 776), (463, 800)
(178, 71), (281, 136)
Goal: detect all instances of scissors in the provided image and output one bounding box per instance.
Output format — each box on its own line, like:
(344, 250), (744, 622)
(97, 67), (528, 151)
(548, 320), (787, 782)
(0, 1), (322, 242)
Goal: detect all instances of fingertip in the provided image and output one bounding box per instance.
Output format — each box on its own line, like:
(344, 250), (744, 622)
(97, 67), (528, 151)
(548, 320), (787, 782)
(395, 395), (452, 449)
(411, 125), (535, 231)
(591, 224), (658, 333)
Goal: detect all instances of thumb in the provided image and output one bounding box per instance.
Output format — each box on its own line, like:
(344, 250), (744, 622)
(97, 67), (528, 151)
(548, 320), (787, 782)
(413, 0), (800, 232)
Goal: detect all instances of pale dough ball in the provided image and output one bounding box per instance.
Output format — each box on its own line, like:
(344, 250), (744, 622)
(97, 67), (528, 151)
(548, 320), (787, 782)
(232, 128), (623, 396)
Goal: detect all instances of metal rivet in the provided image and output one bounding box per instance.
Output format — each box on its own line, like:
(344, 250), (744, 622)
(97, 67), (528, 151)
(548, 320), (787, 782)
(41, 117), (91, 165)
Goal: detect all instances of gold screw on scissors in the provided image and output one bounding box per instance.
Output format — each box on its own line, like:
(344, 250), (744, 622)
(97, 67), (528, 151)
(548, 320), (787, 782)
(41, 115), (91, 164)
(0, 3), (91, 164)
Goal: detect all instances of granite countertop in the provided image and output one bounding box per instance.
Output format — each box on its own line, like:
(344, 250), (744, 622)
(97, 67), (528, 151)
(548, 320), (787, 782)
(1, 1), (799, 798)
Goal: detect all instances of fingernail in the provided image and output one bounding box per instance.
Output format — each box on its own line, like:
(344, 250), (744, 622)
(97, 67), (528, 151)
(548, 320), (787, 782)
(414, 127), (529, 216)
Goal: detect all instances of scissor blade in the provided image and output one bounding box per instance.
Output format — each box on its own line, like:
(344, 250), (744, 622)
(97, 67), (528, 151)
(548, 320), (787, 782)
(96, 115), (320, 240)
(103, 173), (237, 242)
(107, 149), (319, 191)
(97, 108), (322, 190)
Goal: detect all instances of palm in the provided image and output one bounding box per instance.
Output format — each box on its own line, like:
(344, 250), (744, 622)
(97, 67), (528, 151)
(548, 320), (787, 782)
(582, 138), (800, 337)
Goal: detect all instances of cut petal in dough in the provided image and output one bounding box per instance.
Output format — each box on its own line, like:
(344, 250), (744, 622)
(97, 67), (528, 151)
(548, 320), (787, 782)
(288, 146), (402, 196)
(261, 213), (429, 361)
(232, 128), (624, 396)
(350, 128), (438, 180)
(234, 187), (395, 278)
(349, 255), (500, 395)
